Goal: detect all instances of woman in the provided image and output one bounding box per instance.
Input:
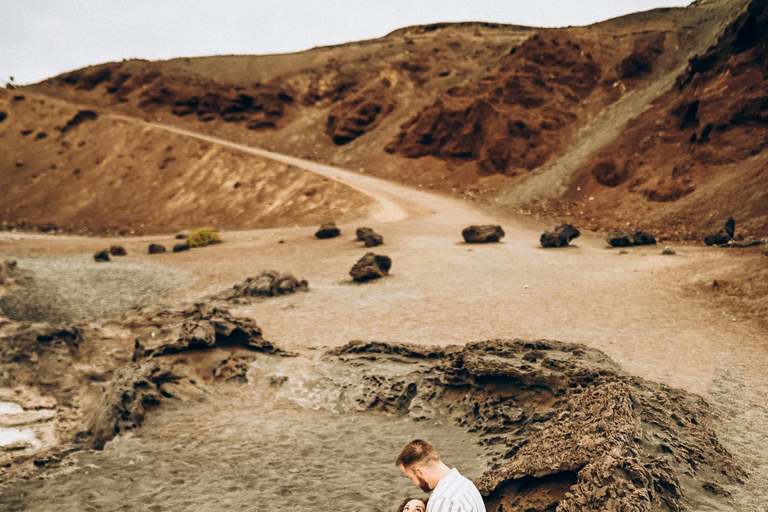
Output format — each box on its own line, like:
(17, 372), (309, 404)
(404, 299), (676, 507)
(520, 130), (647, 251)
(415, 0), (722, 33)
(398, 497), (428, 512)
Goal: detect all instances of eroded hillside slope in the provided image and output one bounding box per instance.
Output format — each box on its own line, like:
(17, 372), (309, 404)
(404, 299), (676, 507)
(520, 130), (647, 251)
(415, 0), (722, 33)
(544, 0), (768, 239)
(0, 89), (370, 235)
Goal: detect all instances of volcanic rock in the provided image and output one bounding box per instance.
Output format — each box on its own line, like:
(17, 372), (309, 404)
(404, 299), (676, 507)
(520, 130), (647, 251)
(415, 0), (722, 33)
(315, 223), (341, 239)
(220, 270), (309, 299)
(108, 245), (127, 256)
(632, 230), (657, 245)
(350, 253), (392, 282)
(355, 227), (384, 246)
(172, 243), (190, 253)
(606, 230), (657, 247)
(540, 223), (580, 248)
(93, 250), (110, 262)
(462, 225), (505, 243)
(325, 339), (743, 512)
(148, 244), (167, 254)
(704, 217), (735, 246)
(133, 303), (278, 360)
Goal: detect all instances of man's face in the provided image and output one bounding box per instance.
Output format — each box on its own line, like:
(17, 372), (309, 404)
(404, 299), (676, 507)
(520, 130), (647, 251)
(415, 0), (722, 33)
(399, 464), (433, 493)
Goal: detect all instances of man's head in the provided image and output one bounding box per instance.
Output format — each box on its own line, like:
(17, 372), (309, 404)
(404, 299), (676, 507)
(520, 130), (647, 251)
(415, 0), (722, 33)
(396, 439), (446, 493)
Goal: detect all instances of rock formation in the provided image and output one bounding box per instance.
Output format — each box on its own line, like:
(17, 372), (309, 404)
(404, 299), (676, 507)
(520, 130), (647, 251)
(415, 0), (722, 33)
(462, 225), (505, 243)
(704, 217), (736, 246)
(540, 224), (580, 248)
(325, 339), (744, 512)
(218, 270), (308, 300)
(356, 227), (383, 247)
(350, 253), (392, 282)
(315, 222), (341, 239)
(606, 230), (657, 247)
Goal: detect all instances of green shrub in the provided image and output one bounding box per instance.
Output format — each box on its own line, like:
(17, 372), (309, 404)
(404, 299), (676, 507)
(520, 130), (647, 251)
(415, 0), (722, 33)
(187, 227), (222, 248)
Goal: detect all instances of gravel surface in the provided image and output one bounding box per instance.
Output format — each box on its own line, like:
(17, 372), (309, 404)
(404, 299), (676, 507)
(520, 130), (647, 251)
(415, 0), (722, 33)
(0, 255), (190, 324)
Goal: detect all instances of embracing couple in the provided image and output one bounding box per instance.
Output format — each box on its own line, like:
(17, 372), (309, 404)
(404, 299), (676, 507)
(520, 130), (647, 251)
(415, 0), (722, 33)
(396, 439), (486, 512)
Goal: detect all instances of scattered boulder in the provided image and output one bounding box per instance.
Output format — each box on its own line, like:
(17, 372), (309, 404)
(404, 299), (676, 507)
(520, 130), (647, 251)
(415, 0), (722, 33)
(632, 231), (657, 246)
(148, 244), (166, 254)
(222, 270), (309, 299)
(172, 243), (190, 253)
(704, 217), (735, 246)
(315, 222), (341, 239)
(606, 230), (657, 247)
(356, 227), (384, 247)
(93, 250), (110, 262)
(175, 233), (188, 240)
(462, 225), (505, 243)
(108, 245), (127, 256)
(662, 246), (676, 255)
(350, 253), (392, 282)
(540, 223), (580, 248)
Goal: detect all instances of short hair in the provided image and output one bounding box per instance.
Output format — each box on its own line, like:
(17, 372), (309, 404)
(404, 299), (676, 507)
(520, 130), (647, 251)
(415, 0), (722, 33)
(396, 439), (440, 468)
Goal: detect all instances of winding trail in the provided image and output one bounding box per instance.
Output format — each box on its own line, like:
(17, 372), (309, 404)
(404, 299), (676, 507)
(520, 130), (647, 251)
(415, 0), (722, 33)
(2, 118), (767, 510)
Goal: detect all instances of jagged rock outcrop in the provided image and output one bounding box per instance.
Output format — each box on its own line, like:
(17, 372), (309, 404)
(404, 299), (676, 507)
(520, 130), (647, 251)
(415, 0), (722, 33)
(540, 224), (580, 248)
(462, 225), (505, 243)
(133, 303), (278, 360)
(323, 339), (743, 512)
(350, 253), (392, 282)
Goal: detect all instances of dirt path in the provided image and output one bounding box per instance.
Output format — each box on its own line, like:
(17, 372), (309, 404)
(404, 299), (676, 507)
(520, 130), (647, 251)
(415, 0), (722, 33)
(1, 122), (766, 510)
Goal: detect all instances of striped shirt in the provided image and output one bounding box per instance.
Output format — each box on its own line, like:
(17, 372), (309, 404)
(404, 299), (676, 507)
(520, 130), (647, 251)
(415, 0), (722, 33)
(426, 468), (486, 512)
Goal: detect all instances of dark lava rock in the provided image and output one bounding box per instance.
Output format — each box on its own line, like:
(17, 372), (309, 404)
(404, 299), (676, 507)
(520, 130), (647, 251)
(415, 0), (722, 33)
(220, 270), (308, 299)
(93, 250), (110, 262)
(172, 243), (190, 253)
(363, 233), (384, 247)
(356, 227), (384, 247)
(0, 111), (7, 123)
(607, 230), (657, 247)
(462, 225), (505, 243)
(704, 217), (735, 246)
(148, 244), (166, 254)
(175, 233), (187, 240)
(108, 245), (127, 256)
(325, 339), (744, 512)
(133, 303), (279, 360)
(315, 223), (341, 239)
(356, 227), (375, 240)
(540, 223), (580, 248)
(633, 231), (657, 245)
(350, 253), (392, 282)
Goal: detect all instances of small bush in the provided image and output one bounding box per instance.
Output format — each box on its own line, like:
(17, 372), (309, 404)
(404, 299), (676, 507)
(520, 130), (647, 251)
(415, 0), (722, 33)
(187, 227), (222, 248)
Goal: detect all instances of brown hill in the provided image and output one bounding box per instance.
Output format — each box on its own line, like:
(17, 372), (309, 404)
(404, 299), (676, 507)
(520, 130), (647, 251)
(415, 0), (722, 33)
(16, 0), (767, 239)
(541, 0), (768, 239)
(0, 89), (370, 235)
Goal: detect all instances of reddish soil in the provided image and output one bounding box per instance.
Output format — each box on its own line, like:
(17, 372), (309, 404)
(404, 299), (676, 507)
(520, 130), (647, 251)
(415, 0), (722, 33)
(550, 0), (768, 239)
(0, 89), (371, 235)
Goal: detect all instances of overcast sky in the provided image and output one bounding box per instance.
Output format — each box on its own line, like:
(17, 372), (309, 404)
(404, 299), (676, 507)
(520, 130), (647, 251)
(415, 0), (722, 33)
(1, 0), (692, 85)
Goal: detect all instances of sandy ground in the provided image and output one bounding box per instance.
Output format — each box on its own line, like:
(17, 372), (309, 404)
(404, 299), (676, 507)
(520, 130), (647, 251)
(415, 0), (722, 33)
(1, 125), (766, 510)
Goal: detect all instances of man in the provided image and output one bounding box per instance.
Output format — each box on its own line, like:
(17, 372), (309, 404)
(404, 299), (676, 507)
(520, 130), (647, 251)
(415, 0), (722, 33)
(396, 439), (486, 512)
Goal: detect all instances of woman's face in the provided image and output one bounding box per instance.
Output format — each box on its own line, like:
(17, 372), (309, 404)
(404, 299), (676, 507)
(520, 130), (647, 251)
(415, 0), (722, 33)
(403, 499), (426, 512)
